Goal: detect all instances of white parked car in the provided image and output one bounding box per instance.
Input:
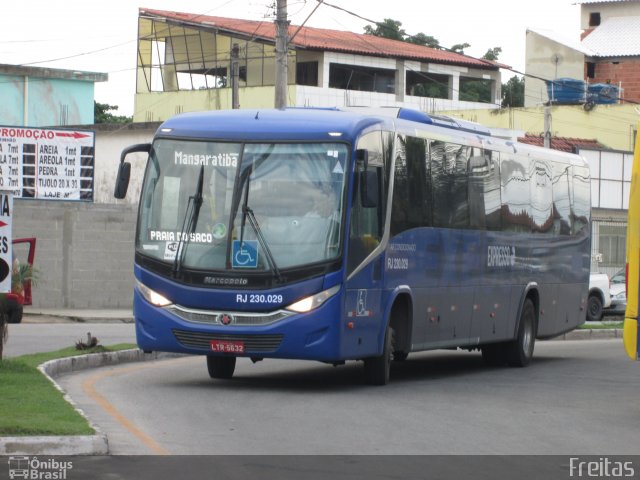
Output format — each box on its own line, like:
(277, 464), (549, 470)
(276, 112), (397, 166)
(588, 272), (611, 321)
(605, 268), (626, 316)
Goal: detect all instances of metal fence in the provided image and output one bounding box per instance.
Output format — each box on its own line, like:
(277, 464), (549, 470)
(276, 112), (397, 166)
(591, 219), (627, 277)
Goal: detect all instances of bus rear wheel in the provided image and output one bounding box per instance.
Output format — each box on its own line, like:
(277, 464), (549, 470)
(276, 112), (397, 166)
(206, 356), (236, 379)
(506, 298), (536, 367)
(481, 343), (507, 366)
(364, 326), (394, 385)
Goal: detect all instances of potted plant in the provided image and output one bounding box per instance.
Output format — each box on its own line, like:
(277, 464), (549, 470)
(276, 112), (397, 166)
(2, 259), (40, 324)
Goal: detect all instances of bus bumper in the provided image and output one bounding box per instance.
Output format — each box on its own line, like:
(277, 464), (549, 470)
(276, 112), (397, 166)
(133, 289), (366, 362)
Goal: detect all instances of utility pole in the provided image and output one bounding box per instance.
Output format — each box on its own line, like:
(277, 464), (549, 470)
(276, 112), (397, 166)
(274, 0), (289, 109)
(231, 43), (240, 109)
(544, 106), (552, 148)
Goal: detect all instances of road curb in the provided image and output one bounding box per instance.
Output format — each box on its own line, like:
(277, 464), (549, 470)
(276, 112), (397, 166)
(23, 313), (134, 324)
(0, 329), (622, 455)
(559, 328), (622, 340)
(0, 349), (171, 456)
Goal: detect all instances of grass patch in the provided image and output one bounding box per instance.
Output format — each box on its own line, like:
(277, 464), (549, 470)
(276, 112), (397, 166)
(0, 343), (136, 436)
(579, 321), (623, 330)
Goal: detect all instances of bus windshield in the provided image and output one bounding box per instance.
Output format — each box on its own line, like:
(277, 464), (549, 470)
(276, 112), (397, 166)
(137, 139), (348, 272)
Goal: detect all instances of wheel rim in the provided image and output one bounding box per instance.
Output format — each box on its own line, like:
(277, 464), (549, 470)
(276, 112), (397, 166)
(522, 317), (532, 356)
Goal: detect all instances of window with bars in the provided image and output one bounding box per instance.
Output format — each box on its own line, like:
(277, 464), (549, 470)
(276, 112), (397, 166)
(598, 224), (626, 267)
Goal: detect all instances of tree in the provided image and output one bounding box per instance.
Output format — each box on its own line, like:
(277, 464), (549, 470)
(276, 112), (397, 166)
(501, 75), (525, 107)
(450, 43), (471, 54)
(363, 18), (477, 55)
(363, 18), (406, 41)
(482, 47), (502, 61)
(406, 33), (441, 49)
(459, 79), (492, 103)
(94, 102), (132, 124)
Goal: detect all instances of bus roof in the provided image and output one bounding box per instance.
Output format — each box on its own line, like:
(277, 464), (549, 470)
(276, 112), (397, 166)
(156, 108), (394, 143)
(155, 107), (587, 167)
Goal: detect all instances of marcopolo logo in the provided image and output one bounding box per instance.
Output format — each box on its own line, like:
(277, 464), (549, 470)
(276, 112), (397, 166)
(8, 456), (73, 480)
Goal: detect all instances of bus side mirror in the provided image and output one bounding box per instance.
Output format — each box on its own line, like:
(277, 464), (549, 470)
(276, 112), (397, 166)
(114, 143), (151, 199)
(360, 170), (379, 208)
(114, 162), (131, 199)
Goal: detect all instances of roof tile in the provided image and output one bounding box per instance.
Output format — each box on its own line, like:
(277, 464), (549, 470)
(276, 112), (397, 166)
(518, 134), (605, 152)
(581, 16), (640, 57)
(140, 8), (501, 69)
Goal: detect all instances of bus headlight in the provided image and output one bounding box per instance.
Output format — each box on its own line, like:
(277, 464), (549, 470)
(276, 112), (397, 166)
(286, 285), (340, 313)
(136, 280), (173, 307)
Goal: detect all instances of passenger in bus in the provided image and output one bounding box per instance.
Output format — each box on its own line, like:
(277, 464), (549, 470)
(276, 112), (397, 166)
(306, 185), (338, 219)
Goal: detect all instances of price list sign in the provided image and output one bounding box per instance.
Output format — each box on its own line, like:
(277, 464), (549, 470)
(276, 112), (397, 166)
(0, 126), (95, 201)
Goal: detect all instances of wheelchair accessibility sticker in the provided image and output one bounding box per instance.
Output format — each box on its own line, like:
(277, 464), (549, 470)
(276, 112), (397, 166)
(232, 240), (259, 268)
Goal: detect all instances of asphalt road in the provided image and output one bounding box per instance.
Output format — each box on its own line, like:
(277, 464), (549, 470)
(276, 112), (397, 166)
(3, 322), (136, 358)
(57, 338), (639, 455)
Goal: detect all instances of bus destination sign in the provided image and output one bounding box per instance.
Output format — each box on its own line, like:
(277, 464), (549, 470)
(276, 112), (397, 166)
(0, 126), (95, 201)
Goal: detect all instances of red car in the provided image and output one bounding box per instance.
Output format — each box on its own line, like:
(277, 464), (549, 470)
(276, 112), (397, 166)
(2, 238), (36, 324)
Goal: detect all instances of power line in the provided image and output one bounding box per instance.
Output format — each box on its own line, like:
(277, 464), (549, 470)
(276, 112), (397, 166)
(317, 0), (640, 106)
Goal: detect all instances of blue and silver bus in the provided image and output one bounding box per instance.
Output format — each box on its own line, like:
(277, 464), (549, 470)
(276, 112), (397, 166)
(114, 107), (591, 385)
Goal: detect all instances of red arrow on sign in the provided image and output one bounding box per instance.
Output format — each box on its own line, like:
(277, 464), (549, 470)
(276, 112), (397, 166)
(0, 221), (7, 228)
(55, 132), (91, 139)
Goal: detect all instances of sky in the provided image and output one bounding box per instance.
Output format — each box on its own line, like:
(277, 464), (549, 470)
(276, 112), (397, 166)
(3, 0), (582, 117)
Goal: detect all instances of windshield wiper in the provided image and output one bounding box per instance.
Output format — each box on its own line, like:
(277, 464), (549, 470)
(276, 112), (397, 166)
(237, 166), (282, 282)
(227, 146), (282, 282)
(172, 165), (204, 277)
(241, 204), (282, 283)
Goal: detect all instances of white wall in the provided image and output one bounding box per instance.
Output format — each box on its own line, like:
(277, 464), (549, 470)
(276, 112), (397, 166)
(92, 123), (159, 205)
(580, 147), (633, 210)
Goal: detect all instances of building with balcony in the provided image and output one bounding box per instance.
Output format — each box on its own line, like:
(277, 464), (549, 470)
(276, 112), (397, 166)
(133, 8), (504, 122)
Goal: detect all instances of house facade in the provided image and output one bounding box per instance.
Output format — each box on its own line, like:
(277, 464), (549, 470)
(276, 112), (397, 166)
(133, 8), (503, 122)
(0, 64), (107, 127)
(525, 0), (640, 108)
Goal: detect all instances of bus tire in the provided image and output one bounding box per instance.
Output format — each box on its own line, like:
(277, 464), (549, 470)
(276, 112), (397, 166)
(393, 351), (408, 362)
(586, 294), (603, 322)
(481, 343), (507, 366)
(364, 326), (394, 385)
(506, 299), (536, 367)
(206, 355), (236, 379)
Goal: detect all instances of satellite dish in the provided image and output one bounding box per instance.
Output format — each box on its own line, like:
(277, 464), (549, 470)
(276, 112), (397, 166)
(550, 53), (563, 65)
(550, 53), (563, 78)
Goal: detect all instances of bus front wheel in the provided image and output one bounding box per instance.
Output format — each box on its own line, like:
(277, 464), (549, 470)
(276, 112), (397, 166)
(364, 326), (394, 385)
(206, 356), (236, 379)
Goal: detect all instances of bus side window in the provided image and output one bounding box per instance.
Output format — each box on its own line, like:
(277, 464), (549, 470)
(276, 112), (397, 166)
(531, 159), (553, 234)
(500, 152), (532, 233)
(469, 149), (502, 231)
(432, 141), (470, 229)
(571, 165), (591, 235)
(551, 163), (572, 236)
(469, 149), (489, 229)
(349, 132), (386, 275)
(348, 163), (382, 274)
(390, 135), (430, 235)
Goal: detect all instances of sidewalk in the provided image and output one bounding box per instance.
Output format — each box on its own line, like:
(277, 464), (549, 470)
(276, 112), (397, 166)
(21, 306), (623, 339)
(23, 307), (134, 324)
